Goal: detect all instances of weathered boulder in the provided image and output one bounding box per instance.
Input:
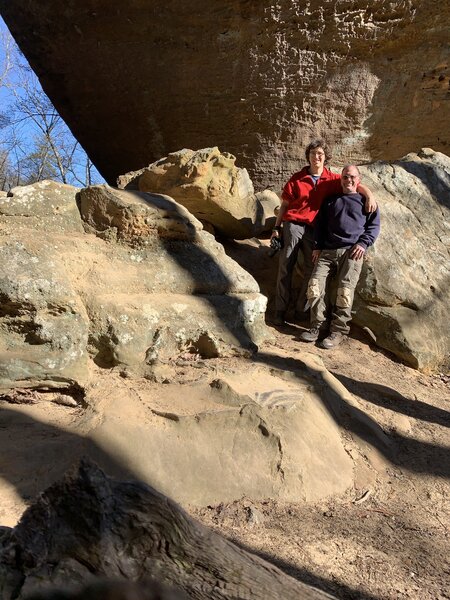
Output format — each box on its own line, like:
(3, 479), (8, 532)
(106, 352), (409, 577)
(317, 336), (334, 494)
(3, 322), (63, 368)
(85, 359), (357, 505)
(0, 181), (268, 388)
(0, 182), (89, 389)
(1, 180), (84, 233)
(353, 149), (450, 370)
(118, 148), (279, 239)
(1, 351), (386, 523)
(1, 2), (448, 189)
(0, 460), (334, 599)
(77, 185), (267, 370)
(79, 184), (201, 241)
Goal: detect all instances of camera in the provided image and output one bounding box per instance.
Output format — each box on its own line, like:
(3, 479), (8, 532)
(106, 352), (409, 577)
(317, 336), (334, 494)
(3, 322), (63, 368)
(268, 236), (282, 257)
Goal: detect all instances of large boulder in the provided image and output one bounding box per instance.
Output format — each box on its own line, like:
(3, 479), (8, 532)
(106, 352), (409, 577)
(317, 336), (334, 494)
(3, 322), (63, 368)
(77, 185), (268, 371)
(0, 180), (85, 233)
(0, 182), (89, 389)
(85, 359), (357, 505)
(118, 147), (279, 239)
(2, 2), (448, 189)
(354, 149), (450, 370)
(0, 181), (268, 389)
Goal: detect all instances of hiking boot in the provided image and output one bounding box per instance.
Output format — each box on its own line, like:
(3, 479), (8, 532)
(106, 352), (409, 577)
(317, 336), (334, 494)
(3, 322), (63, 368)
(299, 327), (320, 342)
(272, 311), (286, 325)
(320, 331), (344, 349)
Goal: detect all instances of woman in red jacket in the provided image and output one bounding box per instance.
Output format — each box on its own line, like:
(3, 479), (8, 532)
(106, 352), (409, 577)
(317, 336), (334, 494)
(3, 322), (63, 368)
(271, 139), (376, 325)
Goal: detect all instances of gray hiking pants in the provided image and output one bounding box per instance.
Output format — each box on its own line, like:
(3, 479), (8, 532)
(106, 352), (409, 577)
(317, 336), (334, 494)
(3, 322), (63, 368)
(275, 222), (314, 314)
(307, 248), (363, 334)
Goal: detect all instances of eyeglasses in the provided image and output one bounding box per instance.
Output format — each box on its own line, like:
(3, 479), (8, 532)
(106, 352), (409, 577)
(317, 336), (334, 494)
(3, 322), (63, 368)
(342, 174), (359, 180)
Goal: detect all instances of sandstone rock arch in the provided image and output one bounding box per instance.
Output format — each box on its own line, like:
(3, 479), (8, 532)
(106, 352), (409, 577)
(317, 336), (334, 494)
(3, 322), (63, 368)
(1, 1), (448, 189)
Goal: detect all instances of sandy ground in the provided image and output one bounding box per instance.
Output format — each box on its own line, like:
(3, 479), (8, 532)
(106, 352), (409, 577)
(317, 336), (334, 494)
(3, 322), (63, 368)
(0, 319), (449, 599)
(193, 322), (450, 600)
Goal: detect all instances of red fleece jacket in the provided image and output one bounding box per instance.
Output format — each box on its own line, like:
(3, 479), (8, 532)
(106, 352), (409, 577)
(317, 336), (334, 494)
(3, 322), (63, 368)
(281, 166), (341, 226)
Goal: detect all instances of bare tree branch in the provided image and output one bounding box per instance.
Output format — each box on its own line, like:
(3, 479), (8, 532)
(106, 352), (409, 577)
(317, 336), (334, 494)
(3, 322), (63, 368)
(0, 26), (103, 188)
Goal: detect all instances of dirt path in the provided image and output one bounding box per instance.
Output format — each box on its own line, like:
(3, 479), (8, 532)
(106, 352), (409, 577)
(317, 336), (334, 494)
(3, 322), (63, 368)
(193, 323), (450, 600)
(0, 319), (448, 599)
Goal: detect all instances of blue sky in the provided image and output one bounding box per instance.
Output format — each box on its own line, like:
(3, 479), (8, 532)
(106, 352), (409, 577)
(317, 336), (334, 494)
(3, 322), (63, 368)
(0, 15), (104, 187)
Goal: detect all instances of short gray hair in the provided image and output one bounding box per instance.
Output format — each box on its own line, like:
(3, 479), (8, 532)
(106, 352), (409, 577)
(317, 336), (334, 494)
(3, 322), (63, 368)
(342, 164), (361, 176)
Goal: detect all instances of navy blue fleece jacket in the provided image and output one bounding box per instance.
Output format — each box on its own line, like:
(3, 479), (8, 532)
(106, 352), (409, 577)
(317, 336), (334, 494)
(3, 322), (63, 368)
(314, 192), (380, 250)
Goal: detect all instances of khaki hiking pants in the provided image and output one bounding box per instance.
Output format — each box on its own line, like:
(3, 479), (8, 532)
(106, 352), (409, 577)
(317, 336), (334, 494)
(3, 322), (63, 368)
(307, 248), (363, 334)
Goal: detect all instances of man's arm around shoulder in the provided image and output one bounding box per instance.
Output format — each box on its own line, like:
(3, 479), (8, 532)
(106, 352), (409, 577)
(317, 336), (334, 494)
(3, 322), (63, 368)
(357, 182), (377, 213)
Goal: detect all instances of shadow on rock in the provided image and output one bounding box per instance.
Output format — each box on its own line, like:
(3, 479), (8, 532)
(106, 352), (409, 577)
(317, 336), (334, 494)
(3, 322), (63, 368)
(0, 459), (333, 600)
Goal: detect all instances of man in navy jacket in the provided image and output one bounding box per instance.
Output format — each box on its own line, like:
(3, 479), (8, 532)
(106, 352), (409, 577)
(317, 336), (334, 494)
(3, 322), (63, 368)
(300, 165), (380, 349)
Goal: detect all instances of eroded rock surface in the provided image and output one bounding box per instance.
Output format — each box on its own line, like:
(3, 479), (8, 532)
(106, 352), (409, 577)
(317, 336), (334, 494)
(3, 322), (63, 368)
(85, 360), (357, 505)
(0, 182), (90, 388)
(118, 148), (279, 239)
(1, 1), (448, 189)
(354, 149), (450, 370)
(0, 181), (268, 389)
(0, 242), (90, 389)
(0, 181), (84, 233)
(1, 351), (383, 522)
(79, 184), (201, 241)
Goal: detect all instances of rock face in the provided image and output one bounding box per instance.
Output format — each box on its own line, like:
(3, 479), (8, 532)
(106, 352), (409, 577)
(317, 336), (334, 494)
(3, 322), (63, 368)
(0, 241), (90, 389)
(354, 149), (450, 370)
(0, 181), (90, 389)
(119, 147), (279, 239)
(79, 184), (200, 242)
(0, 460), (334, 599)
(0, 181), (84, 233)
(0, 181), (268, 389)
(1, 2), (448, 190)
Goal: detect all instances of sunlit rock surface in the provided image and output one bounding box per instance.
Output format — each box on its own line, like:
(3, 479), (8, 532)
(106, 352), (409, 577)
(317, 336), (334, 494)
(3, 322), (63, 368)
(0, 181), (268, 389)
(118, 147), (279, 239)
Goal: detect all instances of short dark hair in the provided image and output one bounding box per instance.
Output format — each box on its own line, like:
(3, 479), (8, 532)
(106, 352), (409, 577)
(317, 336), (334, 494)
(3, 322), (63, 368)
(305, 139), (332, 164)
